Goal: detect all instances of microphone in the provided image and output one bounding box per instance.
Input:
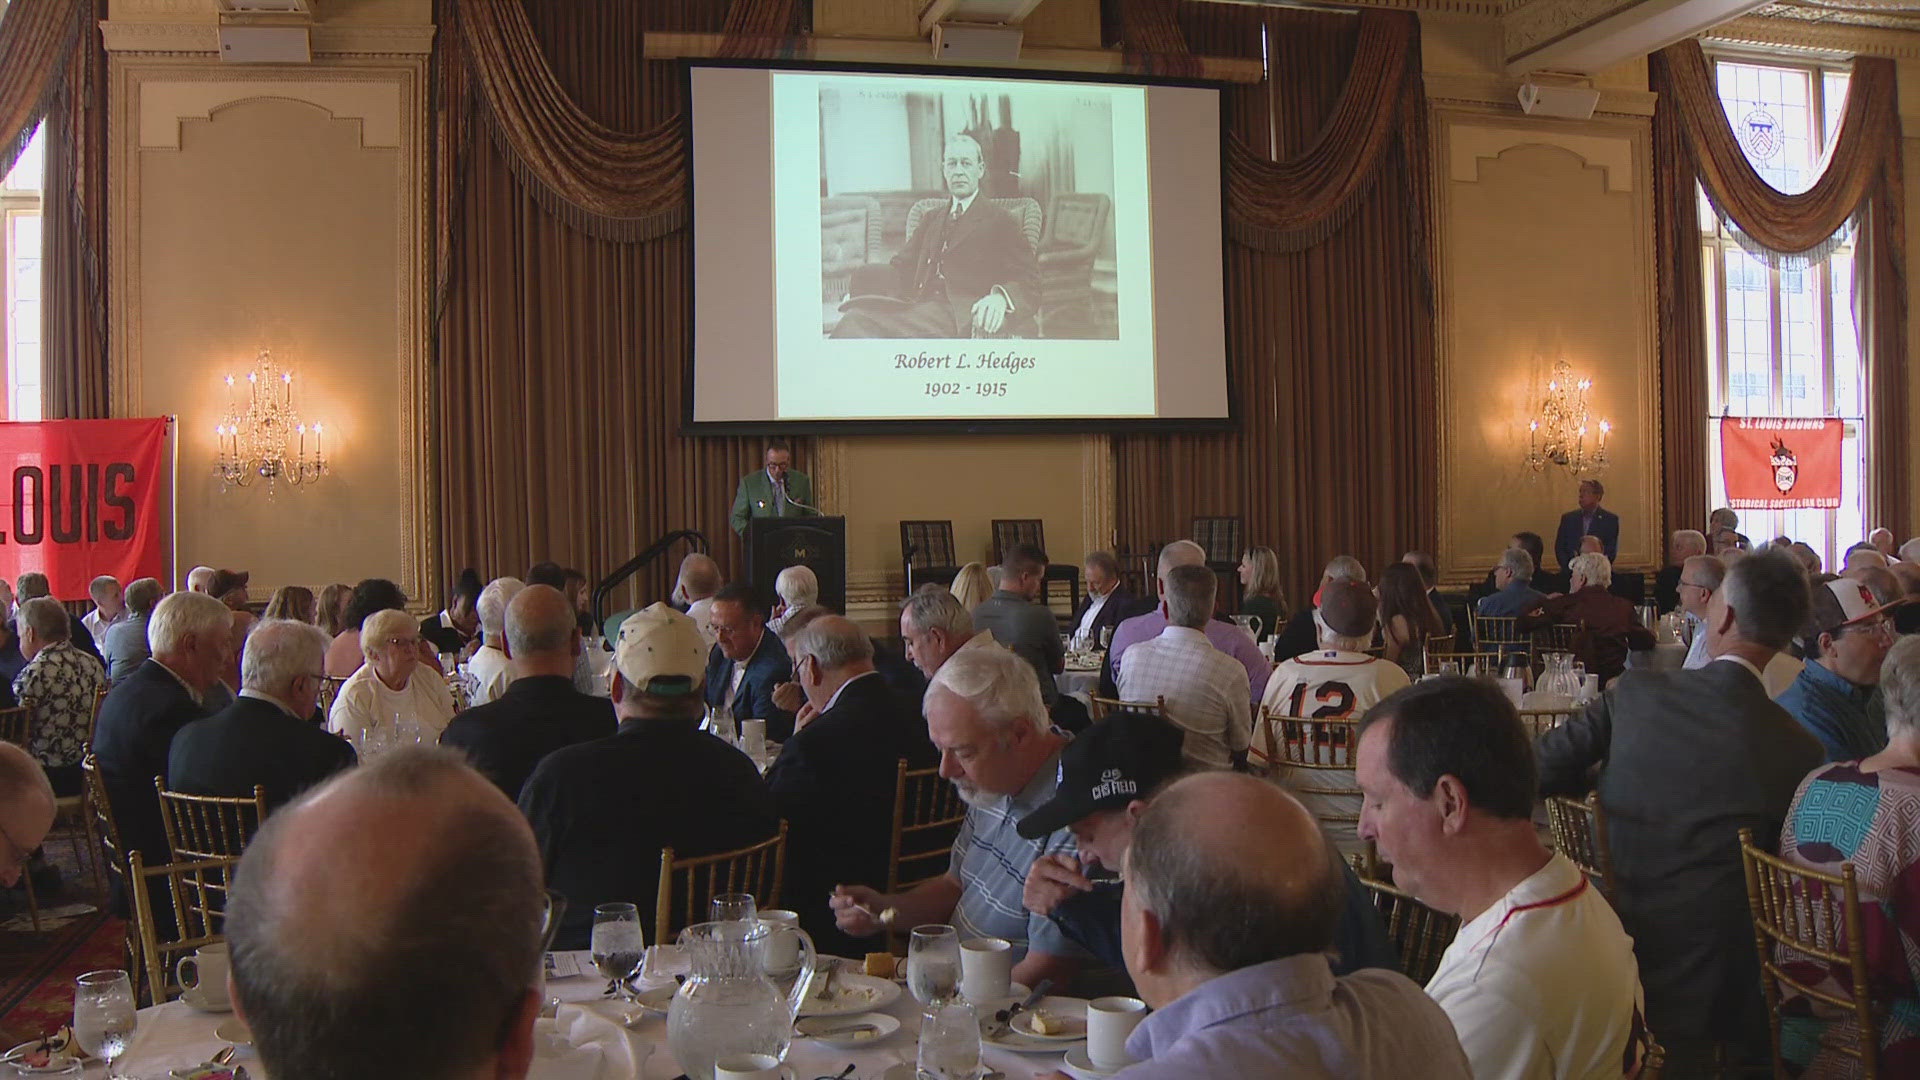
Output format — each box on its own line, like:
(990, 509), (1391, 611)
(776, 475), (820, 514)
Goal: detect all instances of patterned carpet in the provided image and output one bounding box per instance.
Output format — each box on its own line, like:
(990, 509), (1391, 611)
(0, 842), (127, 1048)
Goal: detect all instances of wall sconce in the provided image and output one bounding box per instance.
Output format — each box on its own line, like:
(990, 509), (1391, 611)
(1523, 358), (1609, 477)
(213, 348), (329, 493)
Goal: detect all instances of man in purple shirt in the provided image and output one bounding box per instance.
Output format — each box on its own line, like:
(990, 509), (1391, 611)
(1041, 772), (1468, 1080)
(1102, 540), (1270, 703)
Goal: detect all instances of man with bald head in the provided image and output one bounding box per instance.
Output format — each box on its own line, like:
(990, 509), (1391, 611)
(1039, 772), (1469, 1079)
(0, 742), (55, 889)
(766, 614), (937, 954)
(227, 747), (547, 1080)
(1103, 539), (1270, 704)
(440, 585), (615, 801)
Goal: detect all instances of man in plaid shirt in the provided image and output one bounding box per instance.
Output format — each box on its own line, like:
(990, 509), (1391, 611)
(1117, 564), (1250, 771)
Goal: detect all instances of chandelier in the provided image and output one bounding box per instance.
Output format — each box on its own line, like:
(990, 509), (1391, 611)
(213, 349), (328, 493)
(1523, 358), (1610, 477)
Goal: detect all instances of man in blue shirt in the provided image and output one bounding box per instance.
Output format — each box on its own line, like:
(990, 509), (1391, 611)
(1780, 577), (1901, 761)
(1475, 547), (1548, 619)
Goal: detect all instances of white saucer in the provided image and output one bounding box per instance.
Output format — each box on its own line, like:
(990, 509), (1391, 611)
(1064, 1044), (1132, 1079)
(181, 988), (234, 1014)
(214, 1018), (253, 1046)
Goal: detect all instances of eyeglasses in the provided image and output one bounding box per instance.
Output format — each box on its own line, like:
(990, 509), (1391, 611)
(381, 637), (422, 650)
(1679, 580), (1714, 591)
(1841, 616), (1895, 640)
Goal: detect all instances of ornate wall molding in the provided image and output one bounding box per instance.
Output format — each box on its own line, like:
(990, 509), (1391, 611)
(1504, 0), (1646, 60)
(101, 21), (434, 56)
(137, 79), (402, 148)
(1449, 122), (1640, 189)
(1424, 71), (1659, 115)
(1708, 14), (1920, 59)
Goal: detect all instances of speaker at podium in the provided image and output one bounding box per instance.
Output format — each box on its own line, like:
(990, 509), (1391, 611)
(745, 516), (847, 614)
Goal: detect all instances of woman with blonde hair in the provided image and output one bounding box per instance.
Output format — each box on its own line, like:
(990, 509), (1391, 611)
(951, 562), (993, 611)
(263, 585), (316, 625)
(317, 582), (353, 638)
(1236, 546), (1286, 642)
(328, 608), (456, 755)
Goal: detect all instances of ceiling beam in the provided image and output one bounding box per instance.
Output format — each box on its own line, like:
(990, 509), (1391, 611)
(1504, 0), (1776, 74)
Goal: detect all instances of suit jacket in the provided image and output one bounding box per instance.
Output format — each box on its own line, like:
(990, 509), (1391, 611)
(104, 614), (151, 684)
(439, 674), (616, 801)
(1069, 588), (1147, 646)
(1536, 660), (1821, 1055)
(92, 659), (215, 879)
(888, 196), (1038, 336)
(1555, 506), (1621, 569)
(1652, 565), (1683, 615)
(704, 627), (797, 741)
(729, 468), (819, 534)
(764, 672), (939, 954)
(167, 694), (356, 812)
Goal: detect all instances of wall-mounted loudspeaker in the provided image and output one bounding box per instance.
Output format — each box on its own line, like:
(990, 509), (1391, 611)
(931, 22), (1023, 63)
(1517, 81), (1600, 120)
(217, 24), (312, 63)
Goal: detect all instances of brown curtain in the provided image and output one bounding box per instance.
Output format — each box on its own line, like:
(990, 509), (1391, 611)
(39, 0), (107, 419)
(1112, 5), (1437, 610)
(433, 0), (806, 605)
(0, 0), (80, 177)
(1651, 42), (1909, 534)
(1651, 86), (1708, 540)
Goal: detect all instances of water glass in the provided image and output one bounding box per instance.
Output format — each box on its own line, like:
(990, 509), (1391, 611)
(590, 903), (646, 1005)
(1099, 626), (1113, 650)
(72, 969), (136, 1078)
(916, 1000), (983, 1080)
(711, 893), (758, 924)
(907, 924), (961, 1006)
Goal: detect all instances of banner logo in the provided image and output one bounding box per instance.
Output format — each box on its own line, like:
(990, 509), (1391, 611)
(1769, 436), (1798, 494)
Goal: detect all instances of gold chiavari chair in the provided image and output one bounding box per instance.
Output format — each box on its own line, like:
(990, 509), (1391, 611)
(1472, 613), (1528, 654)
(1518, 708), (1576, 739)
(156, 782), (267, 860)
(1545, 792), (1615, 899)
(888, 760), (966, 896)
(1348, 854), (1460, 985)
(1087, 695), (1168, 724)
(90, 688), (110, 743)
(1532, 623), (1584, 675)
(317, 676), (346, 718)
(1259, 709), (1365, 859)
(82, 756), (140, 982)
(1740, 827), (1880, 1079)
(127, 850), (239, 1007)
(0, 702), (30, 746)
(1425, 634), (1456, 656)
(655, 823), (788, 946)
(1422, 651), (1503, 677)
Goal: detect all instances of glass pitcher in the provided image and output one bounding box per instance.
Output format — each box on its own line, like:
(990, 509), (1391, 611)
(1539, 653), (1579, 702)
(667, 919), (818, 1080)
(1230, 614), (1261, 643)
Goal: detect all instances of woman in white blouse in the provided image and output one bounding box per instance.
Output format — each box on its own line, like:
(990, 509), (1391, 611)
(328, 608), (455, 755)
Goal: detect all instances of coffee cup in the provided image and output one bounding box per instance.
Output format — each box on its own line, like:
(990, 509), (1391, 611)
(176, 943), (231, 1009)
(713, 1052), (783, 1080)
(757, 909), (801, 973)
(959, 936), (1013, 1003)
(1087, 995), (1148, 1070)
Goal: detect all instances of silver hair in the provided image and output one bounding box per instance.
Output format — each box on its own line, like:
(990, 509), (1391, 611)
(14, 572), (48, 600)
(17, 597), (68, 645)
(1496, 548), (1534, 581)
(1671, 530), (1708, 559)
(148, 591), (232, 657)
(1684, 554), (1727, 592)
(1157, 539), (1207, 579)
(1846, 549), (1890, 573)
(1324, 556), (1365, 583)
(1880, 636), (1920, 738)
(476, 577), (525, 641)
(123, 577), (165, 617)
(1569, 552), (1613, 589)
(505, 590), (574, 658)
(89, 575), (122, 603)
(1163, 564), (1216, 629)
(791, 617), (873, 672)
(774, 565), (819, 609)
(1901, 538), (1920, 565)
(926, 643), (1047, 739)
(901, 586), (973, 641)
(241, 619), (330, 697)
(186, 566), (217, 592)
(358, 609), (417, 661)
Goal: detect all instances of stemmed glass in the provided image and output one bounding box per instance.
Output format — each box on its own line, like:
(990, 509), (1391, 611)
(710, 893), (757, 924)
(72, 969), (136, 1079)
(906, 925), (961, 1007)
(589, 903), (647, 1016)
(917, 999), (984, 1079)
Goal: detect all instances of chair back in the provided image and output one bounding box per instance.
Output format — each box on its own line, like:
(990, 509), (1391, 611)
(888, 760), (967, 894)
(1535, 623), (1583, 658)
(1088, 695), (1167, 724)
(82, 754), (144, 995)
(1190, 517), (1243, 567)
(1739, 827), (1880, 1079)
(1040, 192), (1111, 255)
(91, 687), (110, 742)
(991, 519), (1046, 566)
(656, 823), (788, 945)
(1545, 793), (1615, 898)
(1349, 856), (1460, 985)
(318, 676), (346, 717)
(1424, 633), (1456, 656)
(0, 702), (29, 746)
(1518, 707), (1575, 738)
(1258, 710), (1363, 839)
(156, 781), (267, 860)
(127, 850), (239, 1007)
(821, 195), (882, 300)
(900, 520), (957, 570)
(1422, 651), (1503, 676)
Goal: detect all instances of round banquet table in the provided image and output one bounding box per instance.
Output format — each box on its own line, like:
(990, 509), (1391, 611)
(107, 951), (1078, 1080)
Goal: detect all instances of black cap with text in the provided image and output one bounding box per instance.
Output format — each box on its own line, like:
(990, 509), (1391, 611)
(1016, 710), (1187, 840)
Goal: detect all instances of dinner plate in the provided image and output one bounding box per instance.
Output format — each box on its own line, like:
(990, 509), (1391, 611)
(2, 1034), (88, 1065)
(982, 996), (1089, 1052)
(793, 1010), (900, 1049)
(796, 972), (901, 1017)
(634, 985), (678, 1013)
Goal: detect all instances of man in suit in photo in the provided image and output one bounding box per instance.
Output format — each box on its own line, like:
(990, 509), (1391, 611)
(1535, 550), (1819, 1074)
(1554, 479), (1620, 571)
(830, 134), (1038, 340)
(704, 584), (798, 742)
(168, 618), (356, 812)
(729, 441), (819, 535)
(765, 615), (938, 955)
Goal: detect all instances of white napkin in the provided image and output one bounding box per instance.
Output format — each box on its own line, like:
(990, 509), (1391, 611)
(527, 1004), (644, 1080)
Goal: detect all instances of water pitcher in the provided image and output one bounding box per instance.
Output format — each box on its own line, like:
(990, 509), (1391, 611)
(667, 919), (817, 1080)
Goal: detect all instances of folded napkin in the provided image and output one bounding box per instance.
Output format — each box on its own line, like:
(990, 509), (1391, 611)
(527, 1004), (644, 1080)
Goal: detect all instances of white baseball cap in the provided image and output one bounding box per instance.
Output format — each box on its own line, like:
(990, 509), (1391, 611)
(613, 603), (707, 697)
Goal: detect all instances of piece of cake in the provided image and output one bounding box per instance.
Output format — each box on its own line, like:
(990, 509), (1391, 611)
(863, 951), (897, 978)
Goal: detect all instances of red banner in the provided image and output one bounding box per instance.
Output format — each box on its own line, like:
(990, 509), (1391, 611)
(1719, 417), (1844, 511)
(0, 419), (170, 600)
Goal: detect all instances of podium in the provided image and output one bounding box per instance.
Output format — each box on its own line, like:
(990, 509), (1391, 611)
(745, 515), (846, 614)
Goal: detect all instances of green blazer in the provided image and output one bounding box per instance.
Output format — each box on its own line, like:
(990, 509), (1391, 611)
(730, 468), (819, 534)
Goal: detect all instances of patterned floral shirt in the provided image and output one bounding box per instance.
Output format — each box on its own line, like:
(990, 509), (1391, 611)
(15, 639), (108, 768)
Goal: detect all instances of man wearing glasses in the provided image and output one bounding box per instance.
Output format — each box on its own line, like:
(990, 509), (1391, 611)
(1779, 577), (1904, 762)
(1676, 554), (1727, 670)
(0, 741), (54, 889)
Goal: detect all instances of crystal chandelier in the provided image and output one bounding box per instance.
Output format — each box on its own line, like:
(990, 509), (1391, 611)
(213, 349), (328, 493)
(1523, 359), (1610, 477)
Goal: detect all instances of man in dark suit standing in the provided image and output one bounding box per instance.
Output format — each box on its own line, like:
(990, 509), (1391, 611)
(704, 584), (797, 742)
(831, 134), (1037, 340)
(766, 615), (938, 955)
(169, 619), (354, 812)
(1554, 479), (1620, 571)
(440, 585), (614, 801)
(1536, 550), (1818, 1075)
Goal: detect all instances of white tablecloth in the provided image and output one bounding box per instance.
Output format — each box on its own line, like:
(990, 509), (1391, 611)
(1626, 642), (1689, 673)
(110, 952), (1076, 1080)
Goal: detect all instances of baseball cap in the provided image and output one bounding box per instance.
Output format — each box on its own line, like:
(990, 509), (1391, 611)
(1811, 577), (1901, 637)
(1016, 711), (1187, 840)
(613, 602), (708, 697)
(1318, 580), (1377, 638)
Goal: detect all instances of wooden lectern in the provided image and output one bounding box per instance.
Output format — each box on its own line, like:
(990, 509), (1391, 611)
(745, 516), (846, 613)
